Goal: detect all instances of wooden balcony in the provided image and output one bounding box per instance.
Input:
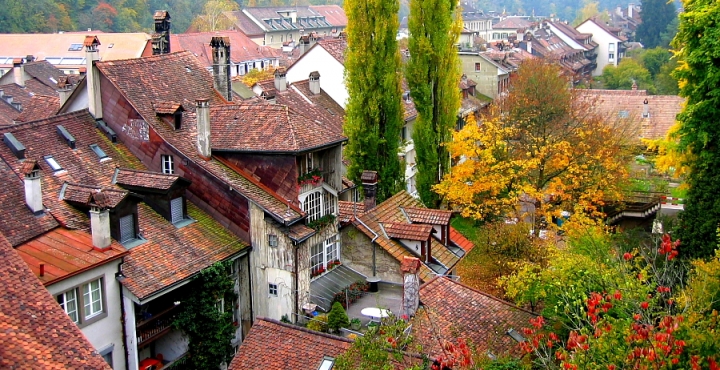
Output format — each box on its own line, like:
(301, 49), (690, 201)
(136, 304), (181, 349)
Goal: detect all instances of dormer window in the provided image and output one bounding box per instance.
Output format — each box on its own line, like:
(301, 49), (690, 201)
(174, 112), (182, 130)
(170, 197), (186, 224)
(44, 155), (63, 172)
(119, 214), (137, 243)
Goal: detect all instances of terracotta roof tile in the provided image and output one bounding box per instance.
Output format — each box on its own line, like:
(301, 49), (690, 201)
(228, 317), (352, 370)
(338, 201), (363, 224)
(309, 5), (348, 27)
(97, 52), (304, 223)
(170, 31), (281, 69)
(15, 228), (127, 285)
(113, 167), (183, 191)
(223, 11), (265, 37)
(316, 38), (347, 64)
(354, 191), (464, 281)
(0, 234), (112, 369)
(449, 227), (475, 253)
(383, 222), (433, 241)
(15, 95), (60, 122)
(151, 100), (184, 115)
(22, 60), (67, 90)
(403, 207), (452, 225)
(413, 277), (538, 358)
(286, 223), (315, 242)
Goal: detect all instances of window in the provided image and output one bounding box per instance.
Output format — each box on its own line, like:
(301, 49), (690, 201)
(269, 283), (278, 296)
(161, 154), (174, 174)
(618, 110), (630, 118)
(44, 155), (63, 172)
(608, 53), (615, 62)
(310, 236), (339, 278)
(325, 236), (338, 264)
(119, 214), (135, 243)
(608, 43), (616, 52)
(68, 43), (83, 51)
(56, 278), (106, 327)
(268, 234), (278, 247)
(170, 197), (184, 224)
(216, 298), (224, 313)
(475, 62), (481, 71)
(89, 144), (108, 161)
(303, 191), (322, 222)
(400, 126), (407, 141)
(99, 345), (114, 367)
(310, 242), (324, 277)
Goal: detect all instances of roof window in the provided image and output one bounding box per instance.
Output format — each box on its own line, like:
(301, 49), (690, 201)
(318, 357), (335, 370)
(89, 144), (109, 161)
(44, 155), (63, 172)
(68, 43), (83, 51)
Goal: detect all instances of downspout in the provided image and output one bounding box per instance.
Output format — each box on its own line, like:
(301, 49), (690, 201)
(294, 241), (299, 323)
(116, 260), (130, 370)
(246, 255), (254, 332)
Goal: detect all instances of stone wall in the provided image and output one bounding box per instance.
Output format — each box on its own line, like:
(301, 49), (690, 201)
(340, 226), (402, 284)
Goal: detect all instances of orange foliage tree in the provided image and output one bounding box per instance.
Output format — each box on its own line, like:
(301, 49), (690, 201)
(435, 59), (636, 226)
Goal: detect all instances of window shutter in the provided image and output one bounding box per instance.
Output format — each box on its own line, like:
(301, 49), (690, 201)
(119, 214), (134, 242)
(170, 197), (184, 223)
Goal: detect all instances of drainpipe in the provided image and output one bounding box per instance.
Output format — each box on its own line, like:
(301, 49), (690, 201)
(355, 218), (379, 276)
(246, 255), (254, 334)
(117, 260), (130, 370)
(293, 241), (299, 323)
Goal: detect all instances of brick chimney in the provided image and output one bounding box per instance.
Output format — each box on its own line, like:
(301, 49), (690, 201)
(401, 256), (421, 318)
(12, 58), (25, 87)
(84, 36), (103, 119)
(309, 71), (320, 95)
(361, 170), (379, 211)
(21, 160), (43, 214)
(211, 36), (232, 101)
(152, 10), (171, 55)
(90, 205), (111, 250)
(196, 99), (211, 159)
(274, 67), (287, 92)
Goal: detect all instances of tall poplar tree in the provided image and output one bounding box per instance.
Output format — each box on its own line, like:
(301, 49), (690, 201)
(406, 0), (462, 207)
(672, 0), (720, 259)
(344, 0), (404, 202)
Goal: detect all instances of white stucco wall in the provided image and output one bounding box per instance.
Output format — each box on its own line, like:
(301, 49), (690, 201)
(48, 260), (125, 370)
(576, 21), (621, 76)
(265, 267), (294, 320)
(286, 46), (348, 108)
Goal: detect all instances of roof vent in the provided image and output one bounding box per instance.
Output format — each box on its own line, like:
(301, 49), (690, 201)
(96, 120), (117, 143)
(56, 125), (76, 149)
(3, 132), (26, 159)
(89, 144), (108, 160)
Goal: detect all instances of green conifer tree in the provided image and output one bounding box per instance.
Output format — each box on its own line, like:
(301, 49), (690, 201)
(637, 0), (677, 48)
(672, 0), (720, 258)
(406, 0), (462, 207)
(344, 0), (405, 202)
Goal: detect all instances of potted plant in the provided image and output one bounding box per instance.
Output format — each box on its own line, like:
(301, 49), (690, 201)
(350, 318), (362, 331)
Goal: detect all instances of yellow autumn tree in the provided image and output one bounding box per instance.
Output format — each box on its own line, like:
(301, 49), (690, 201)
(643, 120), (691, 178)
(435, 59), (636, 227)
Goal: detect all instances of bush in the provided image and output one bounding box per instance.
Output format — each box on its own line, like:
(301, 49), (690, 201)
(327, 302), (350, 331)
(306, 314), (328, 332)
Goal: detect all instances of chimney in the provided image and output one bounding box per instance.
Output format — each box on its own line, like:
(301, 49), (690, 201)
(21, 160), (43, 214)
(299, 36), (309, 55)
(400, 256), (421, 318)
(274, 67), (287, 92)
(196, 99), (211, 159)
(90, 205), (112, 250)
(643, 98), (649, 117)
(631, 80), (638, 90)
(12, 58), (25, 87)
(152, 10), (172, 55)
(361, 170), (379, 211)
(56, 76), (72, 106)
(210, 36), (232, 101)
(84, 36), (103, 119)
(309, 71), (320, 95)
(628, 3), (633, 18)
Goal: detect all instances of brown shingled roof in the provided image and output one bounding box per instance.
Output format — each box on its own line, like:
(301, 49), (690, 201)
(0, 234), (112, 369)
(403, 207), (452, 225)
(15, 95), (60, 122)
(316, 38), (347, 64)
(413, 277), (538, 358)
(170, 31), (281, 68)
(113, 167), (185, 191)
(228, 317), (352, 370)
(383, 222), (433, 241)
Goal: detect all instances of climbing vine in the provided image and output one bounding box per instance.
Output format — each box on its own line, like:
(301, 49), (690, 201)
(172, 260), (237, 369)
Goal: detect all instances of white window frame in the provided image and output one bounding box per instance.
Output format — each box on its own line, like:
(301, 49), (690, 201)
(170, 197), (185, 224)
(269, 283), (278, 297)
(161, 154), (174, 174)
(56, 277), (106, 327)
(310, 236), (339, 279)
(303, 191), (323, 222)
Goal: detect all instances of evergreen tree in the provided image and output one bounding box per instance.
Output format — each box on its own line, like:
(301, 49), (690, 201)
(406, 0), (462, 207)
(344, 0), (405, 202)
(672, 0), (720, 259)
(327, 302), (350, 331)
(636, 0), (677, 48)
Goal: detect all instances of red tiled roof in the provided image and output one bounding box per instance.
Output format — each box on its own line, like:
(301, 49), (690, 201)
(413, 277), (538, 358)
(151, 100), (184, 115)
(170, 31), (281, 68)
(493, 17), (532, 30)
(97, 51), (305, 223)
(222, 11), (265, 37)
(383, 222), (433, 241)
(280, 79), (345, 133)
(580, 89), (684, 140)
(338, 201), (363, 224)
(209, 102), (346, 153)
(15, 94), (60, 122)
(316, 38), (347, 64)
(60, 183), (128, 209)
(16, 228), (127, 285)
(354, 191), (463, 281)
(403, 207), (452, 225)
(309, 5), (348, 27)
(449, 227), (474, 253)
(0, 234), (112, 369)
(228, 317), (352, 370)
(22, 60), (67, 90)
(113, 168), (184, 191)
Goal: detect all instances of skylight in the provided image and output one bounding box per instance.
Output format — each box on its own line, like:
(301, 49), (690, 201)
(506, 328), (525, 343)
(68, 43), (83, 51)
(89, 144), (108, 160)
(317, 357), (335, 370)
(44, 155), (63, 172)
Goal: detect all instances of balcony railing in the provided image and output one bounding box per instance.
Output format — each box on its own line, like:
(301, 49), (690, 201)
(299, 170), (340, 194)
(136, 304), (181, 348)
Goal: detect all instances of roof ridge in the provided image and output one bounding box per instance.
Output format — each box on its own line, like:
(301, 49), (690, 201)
(422, 277), (539, 316)
(0, 108), (89, 132)
(256, 317), (354, 343)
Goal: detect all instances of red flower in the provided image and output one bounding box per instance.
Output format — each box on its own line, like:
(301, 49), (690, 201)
(640, 301), (649, 310)
(623, 252), (633, 261)
(613, 290), (622, 300)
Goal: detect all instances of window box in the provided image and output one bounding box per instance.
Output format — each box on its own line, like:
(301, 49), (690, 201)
(298, 168), (323, 187)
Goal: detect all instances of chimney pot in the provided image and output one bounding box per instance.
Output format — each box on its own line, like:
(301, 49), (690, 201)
(309, 71), (320, 95)
(361, 170), (379, 211)
(22, 161), (43, 213)
(274, 67), (287, 92)
(401, 256), (421, 318)
(40, 263), (45, 277)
